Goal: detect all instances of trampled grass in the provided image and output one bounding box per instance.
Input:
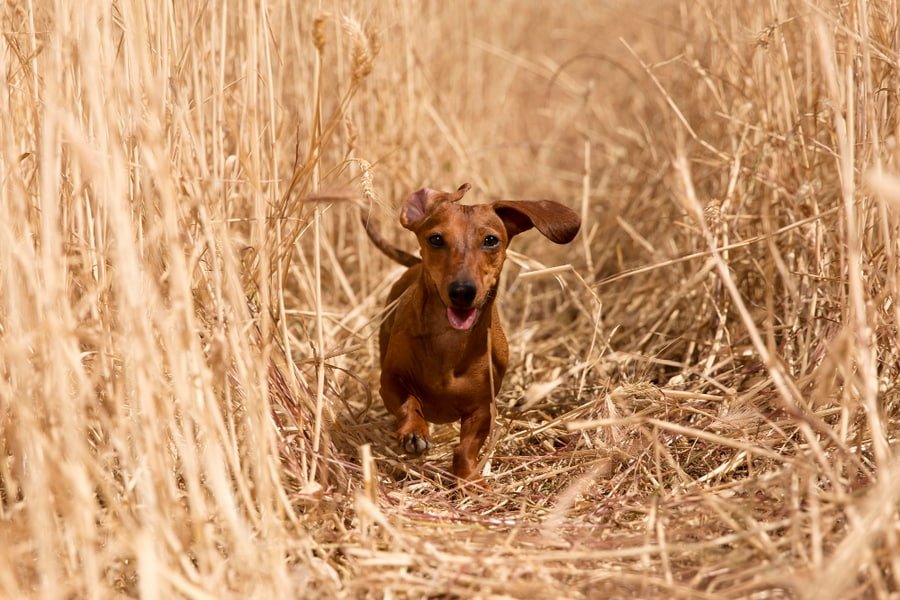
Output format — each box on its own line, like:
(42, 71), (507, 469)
(2, 1), (900, 598)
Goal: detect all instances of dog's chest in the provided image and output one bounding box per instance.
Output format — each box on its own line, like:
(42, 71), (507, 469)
(386, 338), (500, 421)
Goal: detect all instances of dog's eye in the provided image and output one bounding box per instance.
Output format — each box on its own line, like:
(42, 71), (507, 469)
(482, 235), (501, 249)
(427, 234), (445, 248)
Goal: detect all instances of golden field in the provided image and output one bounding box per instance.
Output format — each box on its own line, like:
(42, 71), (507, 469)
(2, 1), (900, 597)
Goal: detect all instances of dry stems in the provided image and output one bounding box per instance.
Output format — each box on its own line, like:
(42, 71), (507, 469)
(1, 0), (899, 598)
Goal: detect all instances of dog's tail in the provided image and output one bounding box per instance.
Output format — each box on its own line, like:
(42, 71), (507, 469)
(360, 204), (421, 267)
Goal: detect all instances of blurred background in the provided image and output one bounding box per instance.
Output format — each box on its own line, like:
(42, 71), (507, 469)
(2, 1), (899, 597)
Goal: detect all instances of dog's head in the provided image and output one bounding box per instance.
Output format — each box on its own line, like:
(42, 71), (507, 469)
(400, 184), (581, 330)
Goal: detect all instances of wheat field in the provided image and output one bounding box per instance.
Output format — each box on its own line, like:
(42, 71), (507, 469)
(2, 0), (900, 598)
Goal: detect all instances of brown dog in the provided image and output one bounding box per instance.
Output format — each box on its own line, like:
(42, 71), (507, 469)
(362, 183), (580, 482)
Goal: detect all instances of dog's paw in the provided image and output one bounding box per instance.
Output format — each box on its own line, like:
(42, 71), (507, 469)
(400, 433), (433, 455)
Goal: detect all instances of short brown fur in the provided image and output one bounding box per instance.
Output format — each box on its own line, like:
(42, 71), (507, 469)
(362, 184), (581, 483)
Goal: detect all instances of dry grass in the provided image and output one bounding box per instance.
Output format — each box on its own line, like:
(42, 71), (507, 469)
(2, 0), (900, 597)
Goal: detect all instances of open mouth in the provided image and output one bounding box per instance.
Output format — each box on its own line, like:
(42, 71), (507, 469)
(447, 307), (478, 330)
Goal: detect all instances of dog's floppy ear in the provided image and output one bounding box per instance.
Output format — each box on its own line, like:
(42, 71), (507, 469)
(493, 200), (581, 243)
(401, 183), (471, 231)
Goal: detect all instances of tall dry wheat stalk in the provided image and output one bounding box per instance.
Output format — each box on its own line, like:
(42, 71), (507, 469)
(1, 0), (899, 598)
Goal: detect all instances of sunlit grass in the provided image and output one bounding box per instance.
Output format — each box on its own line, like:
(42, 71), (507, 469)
(1, 1), (899, 597)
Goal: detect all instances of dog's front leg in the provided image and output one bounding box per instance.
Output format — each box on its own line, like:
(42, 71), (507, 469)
(452, 405), (494, 481)
(381, 377), (432, 455)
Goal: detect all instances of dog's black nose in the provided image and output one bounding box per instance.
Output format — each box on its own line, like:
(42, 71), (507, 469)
(448, 280), (477, 308)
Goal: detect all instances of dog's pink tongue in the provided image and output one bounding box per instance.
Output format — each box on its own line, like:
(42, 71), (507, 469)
(447, 307), (477, 330)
